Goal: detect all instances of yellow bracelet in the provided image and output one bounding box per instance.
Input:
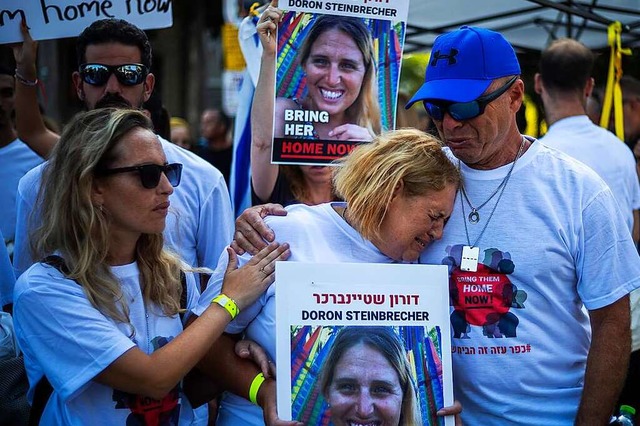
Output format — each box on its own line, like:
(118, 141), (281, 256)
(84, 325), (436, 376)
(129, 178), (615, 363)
(211, 294), (239, 320)
(249, 372), (266, 405)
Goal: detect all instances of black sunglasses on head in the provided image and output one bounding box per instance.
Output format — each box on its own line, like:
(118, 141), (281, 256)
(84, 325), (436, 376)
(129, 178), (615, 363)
(424, 75), (519, 121)
(79, 63), (149, 87)
(99, 163), (182, 189)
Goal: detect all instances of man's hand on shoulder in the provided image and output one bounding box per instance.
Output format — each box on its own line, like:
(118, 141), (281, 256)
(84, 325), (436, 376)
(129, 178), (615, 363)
(231, 204), (287, 255)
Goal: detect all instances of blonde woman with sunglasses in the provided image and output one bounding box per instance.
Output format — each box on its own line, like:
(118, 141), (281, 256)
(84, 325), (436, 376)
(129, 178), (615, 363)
(12, 108), (290, 425)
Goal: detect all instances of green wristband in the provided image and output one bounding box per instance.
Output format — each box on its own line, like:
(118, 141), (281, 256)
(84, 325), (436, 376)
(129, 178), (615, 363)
(211, 294), (239, 320)
(249, 372), (265, 405)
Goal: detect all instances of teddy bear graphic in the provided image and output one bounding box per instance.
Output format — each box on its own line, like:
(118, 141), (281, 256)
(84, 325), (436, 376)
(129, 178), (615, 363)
(443, 244), (527, 338)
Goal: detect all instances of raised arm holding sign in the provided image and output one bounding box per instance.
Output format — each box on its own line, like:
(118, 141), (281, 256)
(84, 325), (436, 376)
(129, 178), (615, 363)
(269, 0), (405, 166)
(251, 0), (407, 207)
(251, 0), (338, 207)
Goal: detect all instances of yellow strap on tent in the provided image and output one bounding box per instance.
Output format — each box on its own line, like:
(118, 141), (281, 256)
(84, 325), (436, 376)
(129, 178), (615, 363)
(522, 93), (540, 137)
(599, 21), (632, 140)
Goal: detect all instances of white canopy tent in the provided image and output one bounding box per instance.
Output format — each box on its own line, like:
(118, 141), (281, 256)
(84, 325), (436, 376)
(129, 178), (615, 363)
(405, 0), (640, 53)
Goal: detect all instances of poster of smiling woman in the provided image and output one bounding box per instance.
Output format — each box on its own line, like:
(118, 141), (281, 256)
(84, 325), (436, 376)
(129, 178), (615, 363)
(276, 262), (455, 426)
(271, 0), (410, 165)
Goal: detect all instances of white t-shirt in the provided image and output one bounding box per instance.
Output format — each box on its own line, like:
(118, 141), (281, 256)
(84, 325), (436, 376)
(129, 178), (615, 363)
(0, 138), (43, 245)
(420, 140), (640, 425)
(193, 202), (394, 425)
(13, 261), (201, 425)
(540, 115), (640, 232)
(7, 137), (233, 305)
(541, 116), (640, 352)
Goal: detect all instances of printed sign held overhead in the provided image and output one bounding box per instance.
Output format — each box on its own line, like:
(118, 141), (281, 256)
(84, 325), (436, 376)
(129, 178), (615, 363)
(0, 0), (172, 44)
(270, 0), (409, 165)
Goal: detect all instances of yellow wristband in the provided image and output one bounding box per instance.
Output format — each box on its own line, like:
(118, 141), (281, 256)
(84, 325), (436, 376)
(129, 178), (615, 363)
(211, 294), (239, 320)
(249, 372), (266, 405)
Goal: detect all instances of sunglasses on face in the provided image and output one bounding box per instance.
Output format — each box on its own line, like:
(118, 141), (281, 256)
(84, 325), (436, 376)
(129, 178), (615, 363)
(99, 163), (183, 189)
(79, 63), (149, 86)
(424, 75), (519, 121)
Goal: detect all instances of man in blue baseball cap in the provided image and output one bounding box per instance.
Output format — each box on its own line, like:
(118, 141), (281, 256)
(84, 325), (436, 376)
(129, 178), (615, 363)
(410, 26), (640, 425)
(405, 25), (523, 170)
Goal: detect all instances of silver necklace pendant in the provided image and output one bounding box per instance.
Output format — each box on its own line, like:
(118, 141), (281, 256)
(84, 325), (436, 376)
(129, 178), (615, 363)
(468, 209), (480, 224)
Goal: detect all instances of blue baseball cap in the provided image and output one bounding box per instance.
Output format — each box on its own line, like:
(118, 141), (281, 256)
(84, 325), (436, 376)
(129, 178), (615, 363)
(406, 26), (521, 107)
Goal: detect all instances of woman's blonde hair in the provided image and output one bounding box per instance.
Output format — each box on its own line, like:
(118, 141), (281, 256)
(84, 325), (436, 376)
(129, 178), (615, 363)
(299, 15), (381, 136)
(334, 128), (460, 242)
(280, 165), (339, 205)
(32, 108), (184, 331)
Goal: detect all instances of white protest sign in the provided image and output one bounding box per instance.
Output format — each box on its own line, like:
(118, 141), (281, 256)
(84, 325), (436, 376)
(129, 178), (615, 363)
(0, 0), (172, 44)
(276, 261), (454, 426)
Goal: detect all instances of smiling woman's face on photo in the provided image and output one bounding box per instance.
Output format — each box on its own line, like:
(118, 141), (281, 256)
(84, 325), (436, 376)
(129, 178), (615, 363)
(303, 28), (366, 119)
(326, 342), (403, 426)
